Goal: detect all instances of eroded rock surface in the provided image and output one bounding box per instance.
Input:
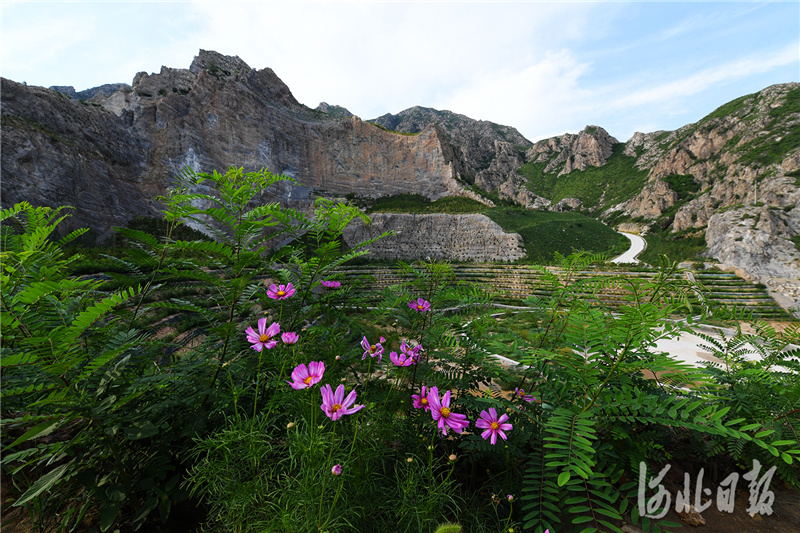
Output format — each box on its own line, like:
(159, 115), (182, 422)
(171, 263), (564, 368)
(343, 213), (526, 262)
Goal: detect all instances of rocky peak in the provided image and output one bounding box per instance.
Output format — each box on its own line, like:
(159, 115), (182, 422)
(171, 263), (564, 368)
(189, 49), (252, 79)
(527, 125), (618, 176)
(371, 106), (532, 206)
(316, 102), (354, 118)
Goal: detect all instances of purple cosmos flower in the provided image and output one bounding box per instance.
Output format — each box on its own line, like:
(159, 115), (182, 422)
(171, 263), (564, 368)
(267, 283), (295, 300)
(320, 384), (364, 421)
(409, 297), (431, 312)
(514, 388), (534, 403)
(389, 350), (416, 367)
(245, 318), (280, 351)
(400, 341), (422, 362)
(475, 407), (513, 445)
(360, 336), (384, 363)
(321, 280), (341, 289)
(427, 386), (469, 436)
(281, 331), (299, 344)
(331, 464), (342, 476)
(288, 361), (325, 390)
(412, 385), (431, 411)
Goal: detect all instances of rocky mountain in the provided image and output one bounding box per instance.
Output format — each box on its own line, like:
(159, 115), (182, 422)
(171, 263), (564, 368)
(370, 107), (532, 197)
(1, 50), (798, 313)
(51, 83), (132, 101)
(2, 50), (483, 242)
(315, 102), (354, 118)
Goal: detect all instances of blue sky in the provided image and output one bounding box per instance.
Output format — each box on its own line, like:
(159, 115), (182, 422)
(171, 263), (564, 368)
(2, 1), (798, 142)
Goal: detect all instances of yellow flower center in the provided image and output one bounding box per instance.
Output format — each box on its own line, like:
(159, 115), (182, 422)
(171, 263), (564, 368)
(331, 403), (342, 413)
(440, 407), (451, 418)
(259, 334), (271, 342)
(370, 345), (377, 353)
(303, 376), (313, 385)
(491, 422), (500, 430)
(420, 398), (428, 405)
(277, 290), (286, 297)
(417, 304), (424, 310)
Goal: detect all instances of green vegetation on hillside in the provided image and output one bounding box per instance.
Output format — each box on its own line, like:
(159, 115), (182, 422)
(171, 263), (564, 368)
(486, 207), (628, 263)
(518, 143), (649, 211)
(662, 173), (700, 200)
(4, 171), (798, 533)
(364, 194), (628, 263)
(640, 227), (708, 264)
(365, 194), (485, 214)
(700, 92), (755, 122)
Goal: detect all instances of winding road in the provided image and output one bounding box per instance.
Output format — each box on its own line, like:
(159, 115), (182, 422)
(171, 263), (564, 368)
(611, 231), (646, 264)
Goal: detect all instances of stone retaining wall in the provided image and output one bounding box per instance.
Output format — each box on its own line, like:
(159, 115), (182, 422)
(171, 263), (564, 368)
(342, 213), (526, 262)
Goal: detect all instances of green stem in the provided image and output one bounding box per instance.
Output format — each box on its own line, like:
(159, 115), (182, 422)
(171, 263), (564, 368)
(317, 422), (337, 526)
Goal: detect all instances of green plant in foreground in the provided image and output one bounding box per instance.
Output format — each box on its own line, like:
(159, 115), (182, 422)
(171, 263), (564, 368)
(4, 167), (799, 533)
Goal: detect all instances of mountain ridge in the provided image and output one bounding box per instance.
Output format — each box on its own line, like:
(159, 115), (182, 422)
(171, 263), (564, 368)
(3, 50), (798, 314)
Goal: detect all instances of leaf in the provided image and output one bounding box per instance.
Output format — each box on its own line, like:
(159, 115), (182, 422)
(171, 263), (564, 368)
(14, 462), (71, 506)
(123, 420), (159, 440)
(7, 419), (61, 448)
(99, 501), (123, 532)
(558, 471), (571, 486)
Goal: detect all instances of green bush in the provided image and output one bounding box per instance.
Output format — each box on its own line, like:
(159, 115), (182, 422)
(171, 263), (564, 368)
(3, 168), (799, 533)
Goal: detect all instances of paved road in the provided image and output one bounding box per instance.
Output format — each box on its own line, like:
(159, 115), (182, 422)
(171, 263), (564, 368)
(611, 232), (647, 264)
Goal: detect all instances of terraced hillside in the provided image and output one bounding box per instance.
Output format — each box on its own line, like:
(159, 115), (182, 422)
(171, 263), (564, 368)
(334, 263), (792, 320)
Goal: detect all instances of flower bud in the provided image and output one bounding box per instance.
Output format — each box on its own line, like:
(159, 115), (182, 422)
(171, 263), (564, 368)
(286, 422), (295, 429)
(448, 454), (457, 462)
(507, 494), (514, 502)
(331, 464), (342, 476)
(406, 457), (414, 463)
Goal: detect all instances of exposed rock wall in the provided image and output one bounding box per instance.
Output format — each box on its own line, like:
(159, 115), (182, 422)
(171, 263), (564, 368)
(342, 213), (526, 262)
(1, 78), (155, 242)
(526, 126), (618, 176)
(2, 50), (480, 239)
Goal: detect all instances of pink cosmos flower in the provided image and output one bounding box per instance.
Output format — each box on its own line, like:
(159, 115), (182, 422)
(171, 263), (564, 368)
(360, 336), (384, 363)
(321, 384), (364, 421)
(331, 464), (342, 476)
(267, 283), (295, 300)
(427, 386), (469, 436)
(412, 385), (431, 411)
(321, 280), (341, 289)
(288, 361), (325, 390)
(409, 297), (431, 312)
(245, 318), (280, 351)
(514, 387), (534, 403)
(389, 350), (416, 367)
(475, 407), (513, 445)
(400, 341), (422, 362)
(281, 331), (299, 344)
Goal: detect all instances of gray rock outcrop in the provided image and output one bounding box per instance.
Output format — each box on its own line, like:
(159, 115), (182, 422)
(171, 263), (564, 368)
(342, 213), (526, 262)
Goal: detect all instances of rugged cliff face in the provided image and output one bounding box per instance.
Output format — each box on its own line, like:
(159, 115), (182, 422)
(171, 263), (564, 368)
(1, 78), (155, 242)
(616, 84), (800, 302)
(342, 213), (526, 262)
(2, 51), (797, 312)
(370, 106), (531, 197)
(2, 50), (480, 239)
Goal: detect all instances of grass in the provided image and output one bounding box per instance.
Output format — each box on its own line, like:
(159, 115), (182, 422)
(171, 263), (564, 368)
(639, 228), (707, 265)
(366, 194), (486, 214)
(518, 143), (648, 211)
(730, 87), (800, 168)
(483, 208), (628, 263)
(662, 174), (700, 201)
(700, 92), (755, 122)
(364, 194), (629, 264)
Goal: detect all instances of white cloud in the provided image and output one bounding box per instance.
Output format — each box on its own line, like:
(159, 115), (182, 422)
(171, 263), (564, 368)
(436, 49), (595, 141)
(611, 42), (799, 109)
